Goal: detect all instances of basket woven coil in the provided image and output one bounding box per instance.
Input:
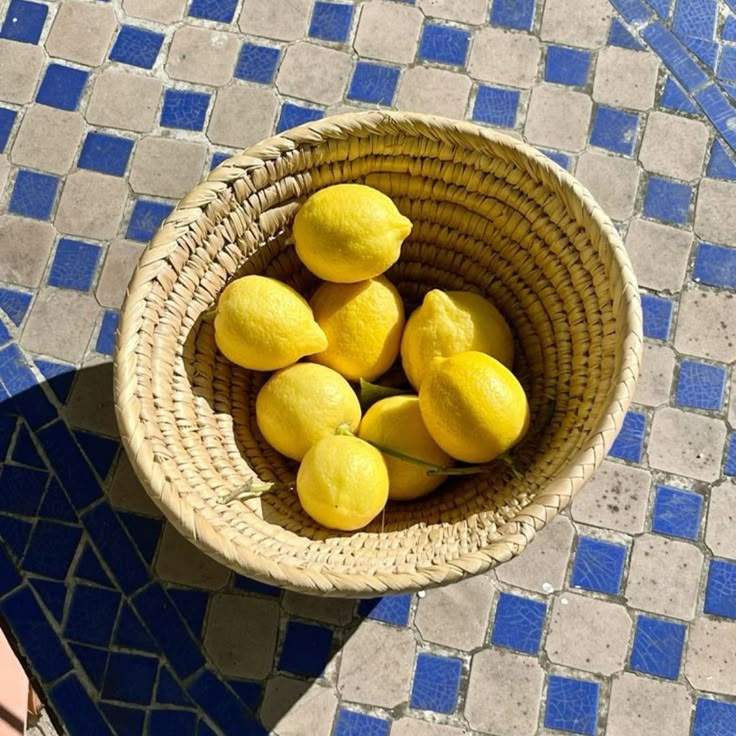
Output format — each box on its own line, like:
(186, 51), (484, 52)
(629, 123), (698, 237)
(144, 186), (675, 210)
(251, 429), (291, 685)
(114, 111), (642, 597)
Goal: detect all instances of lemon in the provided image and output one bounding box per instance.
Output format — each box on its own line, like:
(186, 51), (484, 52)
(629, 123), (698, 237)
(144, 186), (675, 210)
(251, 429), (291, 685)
(297, 434), (389, 531)
(359, 396), (452, 501)
(256, 363), (361, 461)
(401, 289), (514, 389)
(214, 275), (327, 371)
(293, 184), (412, 283)
(310, 276), (405, 382)
(419, 351), (529, 464)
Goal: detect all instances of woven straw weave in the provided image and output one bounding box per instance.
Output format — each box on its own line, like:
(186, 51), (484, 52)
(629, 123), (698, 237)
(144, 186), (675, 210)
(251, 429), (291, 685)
(114, 112), (642, 597)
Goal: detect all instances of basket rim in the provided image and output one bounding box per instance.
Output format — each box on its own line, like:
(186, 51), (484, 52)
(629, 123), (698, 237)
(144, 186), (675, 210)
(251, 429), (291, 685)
(113, 110), (643, 596)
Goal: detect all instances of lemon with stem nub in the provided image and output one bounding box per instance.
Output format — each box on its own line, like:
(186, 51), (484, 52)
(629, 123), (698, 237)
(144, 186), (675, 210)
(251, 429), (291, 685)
(256, 363), (361, 461)
(296, 434), (389, 531)
(214, 275), (327, 371)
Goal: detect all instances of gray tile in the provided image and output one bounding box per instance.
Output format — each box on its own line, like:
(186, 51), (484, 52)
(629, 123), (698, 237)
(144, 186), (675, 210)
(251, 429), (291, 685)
(45, 0), (117, 67)
(685, 618), (736, 696)
(0, 40), (45, 104)
(260, 677), (338, 736)
(0, 216), (56, 288)
(705, 480), (736, 561)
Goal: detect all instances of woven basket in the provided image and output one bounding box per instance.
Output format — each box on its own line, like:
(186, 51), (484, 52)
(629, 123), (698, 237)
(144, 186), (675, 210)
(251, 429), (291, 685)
(114, 111), (642, 597)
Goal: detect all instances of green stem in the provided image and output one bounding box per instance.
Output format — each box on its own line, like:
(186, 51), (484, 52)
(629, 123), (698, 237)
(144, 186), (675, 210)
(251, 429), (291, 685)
(201, 306), (217, 323)
(364, 440), (493, 477)
(359, 379), (411, 409)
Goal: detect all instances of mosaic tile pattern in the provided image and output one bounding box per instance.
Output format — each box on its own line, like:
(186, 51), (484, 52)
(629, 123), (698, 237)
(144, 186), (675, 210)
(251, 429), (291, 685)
(1, 0), (736, 734)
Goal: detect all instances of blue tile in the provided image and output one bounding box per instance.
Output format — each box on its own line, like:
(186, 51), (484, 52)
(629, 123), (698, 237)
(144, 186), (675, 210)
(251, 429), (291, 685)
(75, 543), (112, 587)
(725, 15), (736, 40)
(78, 132), (134, 176)
(491, 592), (547, 654)
(629, 614), (686, 680)
(278, 621), (333, 677)
(660, 76), (699, 113)
(36, 64), (89, 111)
(682, 34), (718, 71)
(612, 0), (653, 23)
(0, 287), (31, 327)
(358, 594), (412, 625)
(109, 25), (164, 69)
(334, 709), (391, 736)
(35, 359), (75, 404)
(50, 675), (114, 736)
(64, 584), (121, 646)
(8, 169), (59, 220)
(161, 89), (210, 130)
(545, 46), (591, 87)
(150, 710), (197, 736)
(726, 433), (736, 476)
(706, 139), (736, 180)
(99, 704), (146, 736)
(472, 85), (520, 128)
(0, 107), (17, 152)
(228, 680), (262, 712)
(276, 102), (325, 133)
(540, 149), (572, 170)
(70, 643), (108, 689)
(29, 578), (66, 623)
(571, 536), (627, 595)
(608, 410), (647, 463)
(642, 176), (692, 225)
(157, 667), (192, 706)
(693, 698), (736, 736)
(188, 0), (238, 22)
(0, 537), (22, 595)
(648, 0), (673, 16)
(348, 61), (400, 105)
(544, 675), (600, 736)
(133, 583), (205, 677)
(608, 18), (645, 49)
(641, 293), (673, 340)
(704, 558), (736, 619)
(0, 513), (31, 560)
(651, 485), (703, 540)
(0, 414), (15, 459)
(589, 105), (639, 156)
(211, 151), (232, 169)
(309, 2), (354, 42)
(187, 669), (262, 734)
(0, 344), (57, 429)
(233, 574), (282, 598)
(675, 359), (726, 410)
(167, 587), (209, 637)
(672, 0), (717, 39)
(74, 430), (119, 480)
(115, 603), (158, 653)
(126, 199), (174, 242)
(23, 520), (81, 579)
(640, 21), (708, 91)
(1, 587), (72, 682)
(695, 84), (736, 151)
(0, 463), (47, 515)
(694, 241), (736, 288)
(410, 653), (462, 714)
(490, 0), (536, 30)
(48, 238), (102, 291)
(102, 651), (158, 705)
(418, 23), (470, 66)
(39, 477), (77, 523)
(96, 309), (119, 355)
(0, 0), (47, 43)
(118, 511), (162, 565)
(0, 320), (10, 346)
(234, 43), (280, 84)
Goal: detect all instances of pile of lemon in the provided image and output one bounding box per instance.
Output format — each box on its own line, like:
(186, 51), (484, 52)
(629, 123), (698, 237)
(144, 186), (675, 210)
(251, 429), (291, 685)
(212, 184), (530, 531)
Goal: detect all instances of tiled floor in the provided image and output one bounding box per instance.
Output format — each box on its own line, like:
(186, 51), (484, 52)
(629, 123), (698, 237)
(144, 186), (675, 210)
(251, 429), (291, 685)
(0, 0), (735, 734)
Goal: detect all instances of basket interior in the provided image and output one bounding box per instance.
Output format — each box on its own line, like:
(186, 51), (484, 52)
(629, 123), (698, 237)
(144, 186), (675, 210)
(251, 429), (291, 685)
(119, 116), (637, 593)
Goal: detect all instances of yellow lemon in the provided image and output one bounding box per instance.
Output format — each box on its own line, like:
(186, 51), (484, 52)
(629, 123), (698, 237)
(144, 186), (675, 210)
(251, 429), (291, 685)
(401, 289), (514, 389)
(359, 396), (453, 501)
(214, 275), (327, 371)
(310, 276), (405, 382)
(297, 434), (389, 531)
(293, 183), (412, 283)
(256, 363), (361, 461)
(419, 351), (529, 464)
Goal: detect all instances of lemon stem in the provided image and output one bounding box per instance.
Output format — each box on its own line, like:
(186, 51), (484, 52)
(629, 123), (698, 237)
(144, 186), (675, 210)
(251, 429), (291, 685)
(201, 305), (218, 323)
(335, 423), (354, 436)
(219, 481), (294, 504)
(359, 379), (411, 409)
(363, 439), (494, 477)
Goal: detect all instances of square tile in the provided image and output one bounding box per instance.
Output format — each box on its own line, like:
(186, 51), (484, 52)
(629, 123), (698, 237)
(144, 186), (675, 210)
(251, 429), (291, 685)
(491, 0), (535, 31)
(409, 653), (462, 714)
(234, 43), (281, 84)
(589, 105), (639, 156)
(696, 179), (736, 246)
(276, 102), (325, 133)
(354, 0), (423, 64)
(334, 710), (390, 736)
(348, 61), (400, 104)
(48, 238), (103, 291)
(544, 675), (599, 736)
(86, 69), (163, 133)
(126, 199), (175, 242)
(686, 617), (736, 696)
(188, 0), (238, 22)
(693, 242), (736, 289)
(233, 574), (281, 598)
(238, 0), (312, 41)
(693, 698), (736, 736)
(0, 107), (17, 152)
(129, 136), (207, 199)
(651, 485), (703, 540)
(165, 26), (240, 87)
(208, 85), (278, 148)
(704, 558), (736, 619)
(0, 0), (47, 44)
(45, 0), (117, 67)
(8, 170), (59, 220)
(706, 140), (736, 180)
(472, 85), (520, 128)
(541, 148), (572, 169)
(570, 536), (627, 595)
(278, 621), (333, 677)
(23, 520), (81, 580)
(675, 359), (727, 411)
(639, 111), (709, 181)
(490, 592), (547, 654)
(629, 614), (686, 680)
(545, 45), (591, 87)
(309, 2), (354, 42)
(608, 410), (647, 463)
(36, 64), (89, 111)
(277, 41), (352, 105)
(641, 293), (673, 340)
(642, 176), (693, 225)
(524, 84), (592, 151)
(593, 46), (659, 111)
(396, 65), (472, 118)
(357, 594), (412, 626)
(160, 89), (210, 131)
(102, 651), (158, 705)
(468, 27), (541, 88)
(63, 585), (121, 647)
(96, 310), (119, 356)
(418, 22), (470, 66)
(109, 26), (165, 69)
(540, 0), (611, 47)
(0, 39), (45, 104)
(78, 132), (134, 177)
